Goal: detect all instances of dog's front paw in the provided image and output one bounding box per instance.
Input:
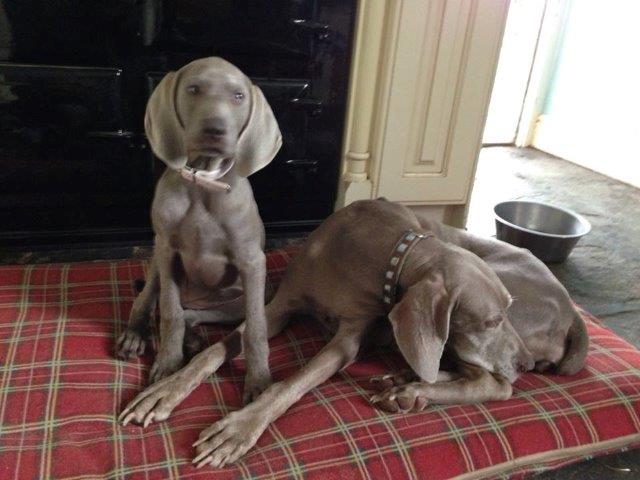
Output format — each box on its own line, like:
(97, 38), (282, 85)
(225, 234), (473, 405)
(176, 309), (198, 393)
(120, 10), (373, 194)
(115, 327), (149, 360)
(370, 383), (430, 413)
(242, 371), (272, 405)
(119, 370), (192, 427)
(193, 407), (269, 468)
(149, 354), (183, 383)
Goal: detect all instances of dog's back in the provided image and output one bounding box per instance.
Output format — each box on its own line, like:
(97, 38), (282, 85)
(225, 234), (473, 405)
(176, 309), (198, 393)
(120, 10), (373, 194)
(278, 200), (425, 323)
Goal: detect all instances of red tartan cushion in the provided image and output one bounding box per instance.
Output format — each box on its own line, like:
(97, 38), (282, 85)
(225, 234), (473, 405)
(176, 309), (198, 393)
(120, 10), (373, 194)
(0, 246), (639, 480)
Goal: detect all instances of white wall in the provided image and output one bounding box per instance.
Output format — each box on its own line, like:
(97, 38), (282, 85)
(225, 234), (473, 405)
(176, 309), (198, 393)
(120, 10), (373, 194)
(533, 0), (640, 188)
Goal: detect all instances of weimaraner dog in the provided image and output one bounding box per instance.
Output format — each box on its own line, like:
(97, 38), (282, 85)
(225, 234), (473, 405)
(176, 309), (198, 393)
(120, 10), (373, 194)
(120, 199), (587, 467)
(115, 57), (282, 403)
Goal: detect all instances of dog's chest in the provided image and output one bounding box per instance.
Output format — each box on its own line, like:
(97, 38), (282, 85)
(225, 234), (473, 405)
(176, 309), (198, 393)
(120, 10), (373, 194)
(156, 198), (235, 289)
(177, 202), (226, 246)
(186, 203), (232, 257)
(152, 174), (261, 292)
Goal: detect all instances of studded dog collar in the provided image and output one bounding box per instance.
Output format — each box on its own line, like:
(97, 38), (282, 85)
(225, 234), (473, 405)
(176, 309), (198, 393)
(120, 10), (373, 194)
(382, 230), (434, 311)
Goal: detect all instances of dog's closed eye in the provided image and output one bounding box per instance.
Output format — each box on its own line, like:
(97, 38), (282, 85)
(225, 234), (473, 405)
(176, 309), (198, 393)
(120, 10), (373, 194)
(484, 315), (504, 329)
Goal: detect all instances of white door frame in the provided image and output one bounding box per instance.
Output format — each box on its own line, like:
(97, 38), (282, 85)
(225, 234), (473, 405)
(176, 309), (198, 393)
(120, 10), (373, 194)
(514, 0), (572, 147)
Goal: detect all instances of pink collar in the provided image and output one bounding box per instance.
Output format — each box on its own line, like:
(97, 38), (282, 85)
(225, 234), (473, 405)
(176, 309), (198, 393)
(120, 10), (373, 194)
(178, 161), (234, 192)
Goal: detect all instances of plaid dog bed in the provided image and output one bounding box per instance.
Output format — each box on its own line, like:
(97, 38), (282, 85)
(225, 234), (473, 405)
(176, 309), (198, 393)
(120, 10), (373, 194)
(1, 247), (639, 479)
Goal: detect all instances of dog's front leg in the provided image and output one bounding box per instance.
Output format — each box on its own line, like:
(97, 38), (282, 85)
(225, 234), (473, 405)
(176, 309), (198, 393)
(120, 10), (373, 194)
(150, 246), (186, 383)
(370, 363), (513, 412)
(235, 249), (271, 404)
(192, 319), (366, 468)
(115, 254), (159, 359)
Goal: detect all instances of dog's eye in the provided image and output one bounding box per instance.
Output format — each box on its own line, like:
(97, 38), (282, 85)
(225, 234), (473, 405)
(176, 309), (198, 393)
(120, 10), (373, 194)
(234, 92), (245, 101)
(485, 315), (503, 329)
(186, 85), (200, 95)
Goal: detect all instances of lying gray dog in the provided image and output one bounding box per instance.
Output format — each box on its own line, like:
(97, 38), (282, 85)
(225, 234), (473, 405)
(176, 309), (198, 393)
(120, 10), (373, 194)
(368, 204), (589, 411)
(115, 57), (282, 403)
(119, 198), (589, 468)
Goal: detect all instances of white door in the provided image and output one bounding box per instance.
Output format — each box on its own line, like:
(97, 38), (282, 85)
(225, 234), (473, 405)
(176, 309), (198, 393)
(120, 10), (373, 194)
(374, 0), (509, 204)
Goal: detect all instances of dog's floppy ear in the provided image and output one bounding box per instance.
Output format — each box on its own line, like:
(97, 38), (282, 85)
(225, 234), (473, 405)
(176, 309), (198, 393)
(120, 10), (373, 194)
(388, 273), (455, 383)
(144, 71), (187, 170)
(235, 84), (282, 177)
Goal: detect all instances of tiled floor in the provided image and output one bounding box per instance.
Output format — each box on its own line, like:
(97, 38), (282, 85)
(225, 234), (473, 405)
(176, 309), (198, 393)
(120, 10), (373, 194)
(468, 146), (640, 479)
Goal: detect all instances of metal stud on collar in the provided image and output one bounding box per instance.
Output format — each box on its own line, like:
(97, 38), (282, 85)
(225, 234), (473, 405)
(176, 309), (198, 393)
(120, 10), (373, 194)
(382, 231), (431, 310)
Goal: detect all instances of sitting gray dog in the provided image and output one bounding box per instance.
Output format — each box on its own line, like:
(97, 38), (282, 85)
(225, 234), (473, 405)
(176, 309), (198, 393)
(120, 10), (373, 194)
(119, 199), (587, 467)
(115, 57), (282, 404)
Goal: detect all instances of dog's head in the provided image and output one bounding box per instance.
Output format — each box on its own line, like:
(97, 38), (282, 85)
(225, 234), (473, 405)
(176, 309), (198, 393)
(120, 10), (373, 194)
(144, 57), (282, 177)
(389, 245), (534, 384)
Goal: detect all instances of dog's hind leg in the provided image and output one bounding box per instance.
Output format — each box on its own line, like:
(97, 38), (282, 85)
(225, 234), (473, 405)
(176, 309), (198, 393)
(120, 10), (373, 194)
(181, 281), (281, 358)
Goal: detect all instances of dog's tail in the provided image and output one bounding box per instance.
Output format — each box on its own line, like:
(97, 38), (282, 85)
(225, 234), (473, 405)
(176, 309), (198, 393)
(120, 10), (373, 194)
(555, 308), (589, 375)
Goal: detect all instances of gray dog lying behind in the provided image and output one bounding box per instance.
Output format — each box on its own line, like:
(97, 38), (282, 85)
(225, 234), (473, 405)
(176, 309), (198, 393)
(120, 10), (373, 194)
(119, 199), (588, 468)
(115, 57), (282, 403)
(369, 203), (589, 410)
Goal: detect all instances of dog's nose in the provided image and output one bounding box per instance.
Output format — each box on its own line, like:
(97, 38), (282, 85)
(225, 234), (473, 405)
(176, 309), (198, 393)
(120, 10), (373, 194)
(202, 125), (227, 137)
(200, 119), (228, 137)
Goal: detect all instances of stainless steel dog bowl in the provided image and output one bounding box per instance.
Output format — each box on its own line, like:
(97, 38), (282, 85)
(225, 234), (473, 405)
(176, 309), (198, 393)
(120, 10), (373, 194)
(494, 200), (591, 263)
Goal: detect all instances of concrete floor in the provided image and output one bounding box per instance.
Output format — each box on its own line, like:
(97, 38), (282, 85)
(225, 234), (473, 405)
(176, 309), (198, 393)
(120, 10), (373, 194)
(469, 146), (640, 478)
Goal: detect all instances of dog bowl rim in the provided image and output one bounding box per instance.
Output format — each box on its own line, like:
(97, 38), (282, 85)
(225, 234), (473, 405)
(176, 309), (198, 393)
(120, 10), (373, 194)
(494, 200), (591, 240)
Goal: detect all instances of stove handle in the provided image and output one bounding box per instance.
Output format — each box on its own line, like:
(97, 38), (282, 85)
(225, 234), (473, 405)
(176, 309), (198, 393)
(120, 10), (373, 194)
(290, 19), (330, 41)
(289, 97), (323, 117)
(285, 158), (319, 173)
